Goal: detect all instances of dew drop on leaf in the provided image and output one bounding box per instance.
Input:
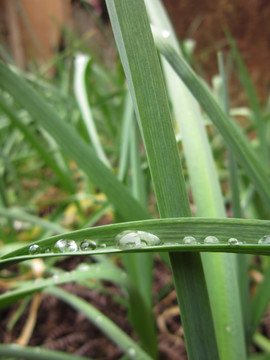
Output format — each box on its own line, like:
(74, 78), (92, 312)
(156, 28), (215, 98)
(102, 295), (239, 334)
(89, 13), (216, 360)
(183, 236), (197, 244)
(204, 236), (219, 244)
(29, 244), (41, 255)
(137, 231), (161, 246)
(80, 240), (97, 251)
(228, 238), (241, 246)
(115, 231), (143, 249)
(258, 235), (270, 244)
(53, 239), (78, 253)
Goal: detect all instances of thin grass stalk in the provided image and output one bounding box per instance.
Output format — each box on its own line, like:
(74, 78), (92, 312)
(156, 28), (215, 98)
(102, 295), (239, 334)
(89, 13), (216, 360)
(74, 54), (109, 166)
(225, 32), (268, 165)
(218, 52), (250, 343)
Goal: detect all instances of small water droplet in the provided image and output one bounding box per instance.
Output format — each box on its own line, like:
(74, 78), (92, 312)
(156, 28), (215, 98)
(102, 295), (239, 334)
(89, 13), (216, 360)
(29, 244), (41, 255)
(258, 235), (270, 244)
(53, 239), (78, 253)
(183, 236), (198, 244)
(204, 236), (219, 244)
(80, 240), (97, 251)
(121, 272), (127, 278)
(44, 248), (51, 253)
(161, 29), (170, 38)
(228, 238), (241, 246)
(127, 348), (136, 358)
(100, 243), (106, 248)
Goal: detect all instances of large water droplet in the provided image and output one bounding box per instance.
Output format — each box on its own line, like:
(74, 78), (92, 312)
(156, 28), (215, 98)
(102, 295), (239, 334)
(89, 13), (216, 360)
(258, 235), (270, 244)
(29, 244), (41, 255)
(204, 236), (219, 244)
(137, 231), (161, 246)
(183, 236), (198, 244)
(115, 230), (161, 249)
(53, 239), (78, 253)
(115, 231), (142, 249)
(80, 240), (97, 251)
(228, 238), (241, 246)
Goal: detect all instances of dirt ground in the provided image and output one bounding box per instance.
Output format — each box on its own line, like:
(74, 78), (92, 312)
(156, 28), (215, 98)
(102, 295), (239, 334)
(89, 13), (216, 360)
(0, 256), (187, 360)
(164, 0), (270, 103)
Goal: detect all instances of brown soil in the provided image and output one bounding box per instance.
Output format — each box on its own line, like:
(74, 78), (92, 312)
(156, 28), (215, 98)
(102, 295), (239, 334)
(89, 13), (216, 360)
(163, 0), (270, 103)
(0, 256), (187, 360)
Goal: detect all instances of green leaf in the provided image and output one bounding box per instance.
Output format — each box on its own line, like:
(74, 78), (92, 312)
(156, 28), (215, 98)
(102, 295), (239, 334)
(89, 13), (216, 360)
(1, 217), (270, 268)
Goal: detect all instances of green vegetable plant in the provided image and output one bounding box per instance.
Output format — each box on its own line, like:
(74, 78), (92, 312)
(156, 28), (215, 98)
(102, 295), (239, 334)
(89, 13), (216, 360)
(0, 0), (270, 359)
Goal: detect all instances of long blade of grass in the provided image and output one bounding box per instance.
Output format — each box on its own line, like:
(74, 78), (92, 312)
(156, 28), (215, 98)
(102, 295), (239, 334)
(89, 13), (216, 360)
(0, 61), (148, 222)
(151, 28), (270, 210)
(0, 344), (91, 360)
(105, 1), (219, 358)
(218, 51), (250, 344)
(46, 286), (153, 360)
(146, 2), (246, 358)
(1, 217), (270, 267)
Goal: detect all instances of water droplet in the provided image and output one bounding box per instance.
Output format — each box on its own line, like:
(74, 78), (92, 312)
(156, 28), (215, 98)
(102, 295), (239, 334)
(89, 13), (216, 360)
(127, 348), (136, 358)
(100, 243), (106, 248)
(29, 244), (41, 255)
(137, 231), (161, 246)
(204, 236), (219, 244)
(228, 238), (241, 246)
(80, 240), (97, 251)
(115, 231), (144, 249)
(161, 29), (170, 38)
(258, 235), (270, 244)
(115, 230), (161, 249)
(44, 248), (51, 253)
(53, 239), (78, 253)
(121, 272), (127, 279)
(183, 236), (198, 244)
